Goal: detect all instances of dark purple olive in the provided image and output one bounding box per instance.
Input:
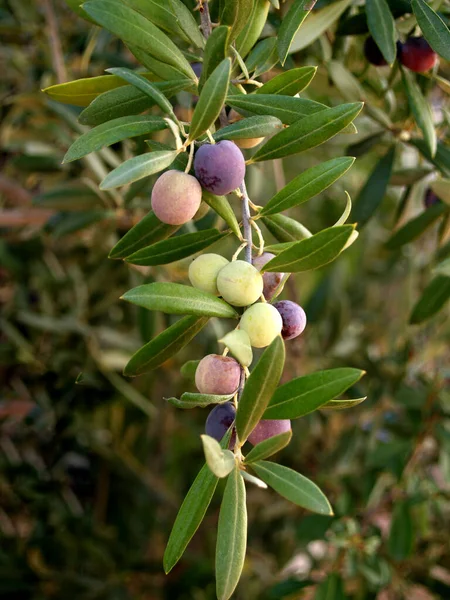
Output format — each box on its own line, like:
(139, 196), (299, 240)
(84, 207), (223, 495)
(205, 403), (236, 444)
(273, 300), (307, 341)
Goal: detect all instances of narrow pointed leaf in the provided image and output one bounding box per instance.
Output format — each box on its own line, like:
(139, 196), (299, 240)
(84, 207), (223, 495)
(100, 150), (177, 189)
(366, 0), (397, 65)
(166, 392), (234, 409)
(278, 0), (317, 65)
(220, 0), (253, 41)
(201, 435), (236, 478)
(262, 225), (355, 273)
(410, 275), (450, 324)
(411, 0), (450, 60)
(321, 397), (367, 410)
(199, 26), (230, 90)
(333, 192), (352, 226)
(263, 214), (312, 244)
(216, 467), (247, 600)
(122, 283), (239, 319)
(109, 210), (179, 260)
(63, 116), (167, 163)
(129, 45), (197, 82)
(251, 103), (363, 161)
(386, 202), (446, 249)
(402, 67), (437, 158)
(219, 330), (253, 367)
(246, 37), (279, 77)
(289, 0), (352, 52)
(236, 336), (285, 443)
(260, 157), (355, 216)
(251, 461), (333, 515)
(244, 430), (292, 464)
(264, 368), (365, 419)
(189, 59), (231, 141)
(213, 116), (283, 143)
(105, 67), (175, 116)
(351, 146), (396, 226)
(124, 315), (208, 376)
(410, 139), (450, 178)
(202, 192), (242, 239)
(126, 229), (229, 266)
(255, 66), (317, 95)
(82, 0), (195, 81)
(164, 431), (231, 573)
(235, 0), (271, 59)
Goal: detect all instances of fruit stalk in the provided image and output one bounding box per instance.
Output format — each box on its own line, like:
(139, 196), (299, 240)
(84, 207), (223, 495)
(239, 181), (253, 264)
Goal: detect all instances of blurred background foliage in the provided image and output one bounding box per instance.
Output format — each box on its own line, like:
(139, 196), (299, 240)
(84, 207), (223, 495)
(1, 0), (450, 598)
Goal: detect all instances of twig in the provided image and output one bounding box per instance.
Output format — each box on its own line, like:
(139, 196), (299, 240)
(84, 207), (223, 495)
(199, 1), (212, 39)
(41, 0), (67, 83)
(239, 181), (253, 264)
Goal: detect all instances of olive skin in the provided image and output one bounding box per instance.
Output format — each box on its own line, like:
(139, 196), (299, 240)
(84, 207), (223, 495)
(151, 170), (202, 225)
(194, 141), (246, 195)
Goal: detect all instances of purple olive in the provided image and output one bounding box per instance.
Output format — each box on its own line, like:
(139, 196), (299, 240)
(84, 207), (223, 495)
(248, 419), (291, 446)
(424, 188), (441, 209)
(194, 141), (246, 195)
(273, 300), (307, 341)
(252, 252), (284, 300)
(205, 402), (236, 443)
(195, 354), (241, 395)
(364, 36), (388, 66)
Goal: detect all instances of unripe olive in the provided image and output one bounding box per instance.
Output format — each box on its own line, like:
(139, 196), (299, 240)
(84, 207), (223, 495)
(228, 109), (265, 149)
(252, 252), (284, 300)
(239, 302), (283, 348)
(189, 253), (229, 295)
(195, 354), (241, 395)
(151, 170), (202, 225)
(274, 300), (307, 340)
(194, 141), (246, 195)
(216, 260), (264, 307)
(248, 419), (292, 446)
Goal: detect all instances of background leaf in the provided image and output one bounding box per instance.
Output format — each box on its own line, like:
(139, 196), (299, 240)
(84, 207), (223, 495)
(402, 67), (437, 158)
(278, 0), (317, 65)
(410, 275), (450, 324)
(366, 0), (397, 65)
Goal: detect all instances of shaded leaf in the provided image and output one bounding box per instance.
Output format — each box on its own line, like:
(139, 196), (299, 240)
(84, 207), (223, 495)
(202, 192), (242, 239)
(220, 0), (253, 41)
(251, 103), (363, 161)
(263, 214), (312, 244)
(100, 150), (177, 189)
(410, 139), (450, 177)
(122, 283), (239, 319)
(366, 0), (397, 65)
(216, 467), (247, 600)
(264, 368), (365, 419)
(244, 430), (292, 464)
(235, 336), (285, 443)
(255, 66), (317, 95)
(124, 315), (208, 376)
(246, 37), (279, 77)
(260, 157), (355, 216)
(289, 0), (352, 52)
(388, 502), (414, 561)
(126, 229), (229, 266)
(386, 201), (446, 249)
(402, 67), (437, 158)
(199, 26), (230, 90)
(213, 116), (283, 143)
(262, 225), (355, 273)
(251, 461), (333, 515)
(410, 275), (450, 324)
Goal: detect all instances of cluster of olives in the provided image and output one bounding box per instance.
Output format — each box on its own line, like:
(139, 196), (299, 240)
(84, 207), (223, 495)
(364, 35), (437, 72)
(189, 250), (307, 447)
(151, 140), (246, 225)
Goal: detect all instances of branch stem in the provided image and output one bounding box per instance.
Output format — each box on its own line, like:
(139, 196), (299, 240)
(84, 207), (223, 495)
(239, 181), (253, 264)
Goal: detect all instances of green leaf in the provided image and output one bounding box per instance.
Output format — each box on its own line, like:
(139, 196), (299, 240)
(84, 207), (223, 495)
(264, 368), (365, 419)
(180, 359), (201, 381)
(105, 67), (175, 116)
(262, 214), (312, 244)
(235, 336), (285, 443)
(124, 315), (208, 376)
(315, 574), (348, 600)
(216, 467), (247, 600)
(125, 229), (229, 266)
(100, 150), (177, 189)
(246, 37), (279, 77)
(251, 103), (363, 162)
(63, 116), (167, 163)
(201, 435), (236, 478)
(189, 58), (231, 141)
(410, 139), (450, 178)
(278, 0), (317, 65)
(431, 178), (450, 205)
(244, 430), (292, 464)
(79, 80), (191, 126)
(255, 66), (317, 95)
(289, 0), (352, 53)
(219, 329), (253, 367)
(82, 0), (195, 81)
(126, 0), (205, 48)
(260, 157), (355, 216)
(410, 275), (450, 324)
(220, 0), (253, 41)
(402, 67), (437, 158)
(388, 502), (414, 561)
(167, 392), (234, 409)
(129, 45), (196, 83)
(235, 0), (270, 59)
(411, 0), (450, 60)
(321, 397), (367, 410)
(163, 431), (231, 573)
(122, 283), (239, 319)
(202, 192), (242, 239)
(351, 146), (396, 227)
(386, 202), (446, 249)
(366, 0), (397, 65)
(262, 225), (355, 273)
(251, 461), (333, 515)
(64, 0), (98, 23)
(199, 26), (230, 90)
(109, 210), (179, 260)
(213, 116), (283, 143)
